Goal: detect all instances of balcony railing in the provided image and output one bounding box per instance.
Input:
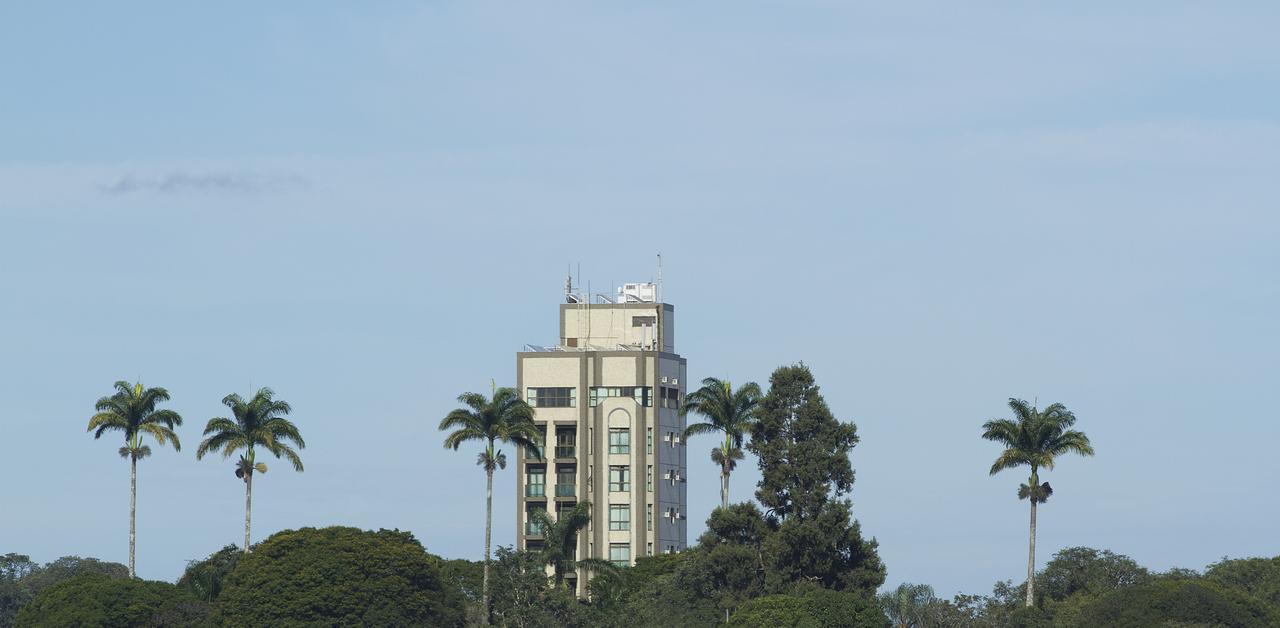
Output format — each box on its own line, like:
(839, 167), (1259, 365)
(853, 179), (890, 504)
(525, 522), (544, 536)
(554, 446), (575, 458)
(525, 484), (545, 497)
(525, 448), (544, 460)
(555, 484), (575, 497)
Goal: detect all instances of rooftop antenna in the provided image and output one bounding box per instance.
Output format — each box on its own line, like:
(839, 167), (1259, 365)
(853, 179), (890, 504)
(656, 253), (663, 303)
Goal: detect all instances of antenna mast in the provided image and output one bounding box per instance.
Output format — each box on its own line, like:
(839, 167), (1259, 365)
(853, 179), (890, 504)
(656, 253), (663, 303)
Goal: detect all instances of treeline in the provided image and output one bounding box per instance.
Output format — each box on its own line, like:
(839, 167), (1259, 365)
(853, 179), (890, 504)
(7, 536), (1279, 627)
(881, 547), (1280, 627)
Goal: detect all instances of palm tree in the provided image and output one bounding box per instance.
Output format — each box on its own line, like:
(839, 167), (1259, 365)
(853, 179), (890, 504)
(878, 582), (937, 628)
(528, 501), (619, 589)
(86, 380), (183, 578)
(982, 398), (1094, 607)
(195, 387), (304, 552)
(681, 377), (762, 509)
(439, 386), (541, 623)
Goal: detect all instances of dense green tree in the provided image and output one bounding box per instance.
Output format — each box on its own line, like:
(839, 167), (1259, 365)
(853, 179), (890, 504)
(196, 387), (305, 553)
(982, 398), (1094, 606)
(487, 546), (589, 628)
(747, 364), (885, 593)
(749, 365), (858, 521)
(0, 554), (38, 627)
(215, 526), (465, 627)
(1039, 546), (1149, 603)
(175, 544), (241, 602)
(878, 583), (937, 628)
(682, 377), (762, 509)
(439, 386), (540, 622)
(1071, 577), (1278, 627)
(86, 380), (183, 577)
(605, 553), (720, 627)
(728, 588), (888, 628)
(15, 573), (205, 628)
(1205, 556), (1280, 608)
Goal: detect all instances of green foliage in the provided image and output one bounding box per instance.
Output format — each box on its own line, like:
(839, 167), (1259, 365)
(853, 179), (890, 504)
(439, 557), (484, 604)
(1071, 577), (1279, 627)
(878, 582), (937, 628)
(1205, 556), (1280, 608)
(488, 546), (589, 628)
(438, 387), (540, 471)
(15, 573), (205, 628)
(743, 364), (885, 594)
(0, 554), (38, 628)
(749, 364), (859, 521)
(1039, 546), (1149, 602)
(175, 544), (241, 602)
(729, 588), (888, 627)
(2, 554), (130, 626)
(87, 380), (184, 460)
(528, 500), (597, 587)
(215, 526), (465, 627)
(981, 398), (1094, 501)
(196, 387), (305, 473)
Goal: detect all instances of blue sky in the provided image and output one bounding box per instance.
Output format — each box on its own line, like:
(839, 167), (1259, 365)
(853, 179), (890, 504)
(1, 3), (1277, 597)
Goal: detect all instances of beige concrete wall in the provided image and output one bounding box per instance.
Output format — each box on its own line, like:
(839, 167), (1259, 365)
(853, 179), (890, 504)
(560, 304), (672, 350)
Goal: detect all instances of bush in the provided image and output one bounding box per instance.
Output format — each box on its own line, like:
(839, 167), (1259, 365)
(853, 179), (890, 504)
(15, 573), (204, 627)
(215, 526), (466, 627)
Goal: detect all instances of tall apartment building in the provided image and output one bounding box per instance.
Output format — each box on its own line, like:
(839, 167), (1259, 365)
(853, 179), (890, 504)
(516, 281), (688, 595)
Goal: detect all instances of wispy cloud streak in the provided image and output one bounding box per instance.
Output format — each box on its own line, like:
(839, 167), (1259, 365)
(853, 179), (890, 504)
(99, 172), (309, 195)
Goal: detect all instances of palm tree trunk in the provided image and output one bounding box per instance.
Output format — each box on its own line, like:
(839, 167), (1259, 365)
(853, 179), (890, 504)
(129, 455), (137, 578)
(721, 465), (729, 510)
(244, 472), (254, 552)
(483, 465), (493, 625)
(1025, 497), (1037, 607)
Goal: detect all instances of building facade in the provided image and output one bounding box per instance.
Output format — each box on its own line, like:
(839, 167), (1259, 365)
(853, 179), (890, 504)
(515, 282), (688, 595)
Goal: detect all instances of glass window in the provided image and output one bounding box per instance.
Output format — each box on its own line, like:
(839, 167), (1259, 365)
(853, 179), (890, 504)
(608, 466), (630, 492)
(609, 543), (630, 567)
(660, 386), (680, 409)
(646, 427), (653, 454)
(527, 387), (576, 408)
(608, 429), (630, 454)
(589, 386), (653, 407)
(646, 503), (653, 531)
(525, 467), (545, 497)
(609, 505), (630, 531)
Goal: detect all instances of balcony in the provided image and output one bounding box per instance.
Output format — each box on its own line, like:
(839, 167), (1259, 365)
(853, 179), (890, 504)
(525, 484), (546, 498)
(555, 484), (575, 497)
(555, 446), (575, 459)
(524, 447), (544, 460)
(525, 522), (544, 536)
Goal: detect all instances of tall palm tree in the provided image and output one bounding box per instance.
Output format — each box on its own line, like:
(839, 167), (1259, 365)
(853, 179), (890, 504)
(681, 377), (762, 509)
(982, 398), (1094, 607)
(528, 501), (619, 589)
(195, 387), (304, 552)
(86, 380), (183, 578)
(439, 386), (541, 623)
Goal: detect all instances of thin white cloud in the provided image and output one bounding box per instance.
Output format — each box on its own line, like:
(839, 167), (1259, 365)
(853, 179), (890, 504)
(99, 172), (309, 195)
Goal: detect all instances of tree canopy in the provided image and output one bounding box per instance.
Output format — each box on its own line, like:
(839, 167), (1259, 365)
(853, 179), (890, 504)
(214, 526), (465, 626)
